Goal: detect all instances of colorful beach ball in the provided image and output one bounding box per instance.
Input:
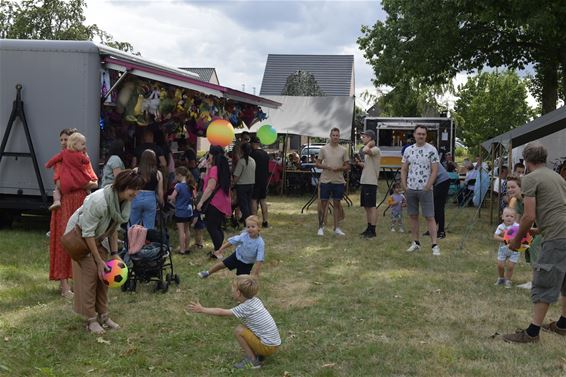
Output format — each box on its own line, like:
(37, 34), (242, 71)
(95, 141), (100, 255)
(257, 124), (277, 145)
(103, 259), (128, 288)
(206, 119), (234, 147)
(503, 225), (533, 252)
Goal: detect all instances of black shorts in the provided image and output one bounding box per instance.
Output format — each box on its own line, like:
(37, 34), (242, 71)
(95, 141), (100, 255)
(174, 216), (191, 223)
(222, 252), (254, 275)
(360, 184), (377, 207)
(252, 181), (268, 200)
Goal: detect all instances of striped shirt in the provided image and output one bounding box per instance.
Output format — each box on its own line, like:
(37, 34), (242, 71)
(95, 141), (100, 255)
(231, 297), (281, 346)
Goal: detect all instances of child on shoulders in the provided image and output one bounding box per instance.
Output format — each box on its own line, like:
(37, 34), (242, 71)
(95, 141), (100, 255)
(494, 207), (520, 288)
(189, 275), (281, 369)
(198, 215), (264, 278)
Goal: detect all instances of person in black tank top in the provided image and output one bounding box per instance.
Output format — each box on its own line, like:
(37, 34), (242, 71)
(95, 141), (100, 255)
(130, 150), (164, 229)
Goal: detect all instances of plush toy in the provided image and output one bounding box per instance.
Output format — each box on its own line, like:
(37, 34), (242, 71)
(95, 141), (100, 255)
(116, 81), (135, 114)
(147, 86), (160, 116)
(134, 94), (144, 116)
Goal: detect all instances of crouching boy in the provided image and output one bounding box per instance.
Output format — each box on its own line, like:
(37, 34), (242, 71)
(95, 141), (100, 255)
(188, 275), (281, 369)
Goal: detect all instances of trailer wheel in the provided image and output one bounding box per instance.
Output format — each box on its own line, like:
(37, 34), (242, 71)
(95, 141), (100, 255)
(0, 210), (17, 229)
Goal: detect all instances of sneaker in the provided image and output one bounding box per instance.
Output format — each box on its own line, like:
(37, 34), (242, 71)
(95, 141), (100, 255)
(502, 329), (539, 343)
(360, 228), (370, 236)
(317, 227), (324, 236)
(542, 321), (566, 336)
(399, 228), (405, 233)
(437, 231), (446, 239)
(233, 357), (261, 369)
(262, 221), (269, 228)
(46, 231), (51, 238)
(406, 242), (421, 252)
(390, 227), (396, 232)
(517, 281), (532, 290)
(334, 228), (345, 236)
(197, 271), (209, 279)
(495, 277), (505, 286)
(504, 280), (512, 289)
(432, 245), (441, 256)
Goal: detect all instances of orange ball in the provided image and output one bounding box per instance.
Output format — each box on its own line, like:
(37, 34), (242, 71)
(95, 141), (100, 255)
(206, 119), (234, 147)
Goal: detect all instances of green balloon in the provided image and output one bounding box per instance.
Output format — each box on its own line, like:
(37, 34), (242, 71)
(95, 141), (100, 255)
(257, 124), (277, 145)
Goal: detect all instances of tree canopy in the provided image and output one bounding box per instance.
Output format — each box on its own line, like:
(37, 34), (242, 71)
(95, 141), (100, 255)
(358, 0), (566, 114)
(281, 70), (325, 96)
(0, 0), (135, 53)
(454, 71), (533, 153)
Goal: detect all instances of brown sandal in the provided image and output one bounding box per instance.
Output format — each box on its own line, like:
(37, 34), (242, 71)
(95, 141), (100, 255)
(98, 313), (120, 330)
(86, 317), (105, 334)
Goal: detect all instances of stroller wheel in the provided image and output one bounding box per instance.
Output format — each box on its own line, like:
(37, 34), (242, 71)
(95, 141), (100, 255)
(154, 280), (163, 292)
(162, 281), (169, 293)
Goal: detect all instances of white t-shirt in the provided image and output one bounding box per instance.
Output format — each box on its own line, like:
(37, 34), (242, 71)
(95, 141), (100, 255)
(402, 143), (440, 190)
(231, 297), (281, 346)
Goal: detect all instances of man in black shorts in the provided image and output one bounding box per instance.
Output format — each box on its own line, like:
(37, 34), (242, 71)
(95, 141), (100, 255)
(503, 142), (566, 343)
(250, 136), (270, 228)
(355, 130), (381, 238)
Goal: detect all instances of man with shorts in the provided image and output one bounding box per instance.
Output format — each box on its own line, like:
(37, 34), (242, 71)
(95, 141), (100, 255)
(401, 125), (440, 256)
(356, 130), (381, 238)
(503, 142), (566, 343)
(250, 136), (270, 228)
(315, 127), (349, 236)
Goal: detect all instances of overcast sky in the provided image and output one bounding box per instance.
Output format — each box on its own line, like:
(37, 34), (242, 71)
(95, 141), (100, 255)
(85, 0), (385, 108)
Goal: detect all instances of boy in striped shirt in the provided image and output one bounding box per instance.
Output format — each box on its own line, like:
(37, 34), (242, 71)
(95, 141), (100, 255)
(189, 275), (281, 369)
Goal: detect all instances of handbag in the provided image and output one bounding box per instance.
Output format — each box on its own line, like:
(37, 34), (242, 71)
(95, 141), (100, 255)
(61, 219), (116, 261)
(196, 185), (220, 213)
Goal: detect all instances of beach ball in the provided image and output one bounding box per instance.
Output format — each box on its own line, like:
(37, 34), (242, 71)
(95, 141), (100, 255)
(206, 119), (234, 147)
(503, 225), (533, 252)
(103, 259), (128, 288)
(257, 124), (277, 145)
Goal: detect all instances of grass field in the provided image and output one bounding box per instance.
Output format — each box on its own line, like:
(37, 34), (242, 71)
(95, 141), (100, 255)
(1, 191), (565, 377)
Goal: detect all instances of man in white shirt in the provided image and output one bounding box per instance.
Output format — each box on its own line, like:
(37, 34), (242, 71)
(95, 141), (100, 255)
(401, 125), (441, 256)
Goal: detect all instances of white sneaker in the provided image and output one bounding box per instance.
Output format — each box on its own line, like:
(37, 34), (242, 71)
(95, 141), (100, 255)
(334, 228), (345, 236)
(432, 245), (441, 256)
(406, 242), (421, 252)
(317, 227), (324, 236)
(390, 227), (396, 232)
(517, 281), (532, 290)
(399, 228), (405, 233)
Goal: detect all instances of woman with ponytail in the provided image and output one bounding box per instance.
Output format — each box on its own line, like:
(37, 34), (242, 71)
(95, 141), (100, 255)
(196, 146), (232, 258)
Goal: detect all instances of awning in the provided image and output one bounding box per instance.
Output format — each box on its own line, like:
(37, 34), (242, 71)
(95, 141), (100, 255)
(235, 95), (354, 138)
(482, 105), (566, 151)
(97, 44), (281, 109)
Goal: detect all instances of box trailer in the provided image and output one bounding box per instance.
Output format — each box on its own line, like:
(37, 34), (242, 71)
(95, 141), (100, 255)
(363, 117), (455, 168)
(0, 39), (279, 227)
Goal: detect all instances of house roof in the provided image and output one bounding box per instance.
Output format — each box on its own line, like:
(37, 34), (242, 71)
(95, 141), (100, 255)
(259, 54), (354, 96)
(179, 68), (218, 84)
(482, 105), (566, 151)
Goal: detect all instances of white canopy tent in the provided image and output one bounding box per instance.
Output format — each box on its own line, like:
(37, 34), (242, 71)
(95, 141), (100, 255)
(235, 95), (354, 138)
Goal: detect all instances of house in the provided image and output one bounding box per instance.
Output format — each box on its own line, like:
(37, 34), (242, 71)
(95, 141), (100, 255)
(179, 67), (220, 85)
(259, 54), (355, 149)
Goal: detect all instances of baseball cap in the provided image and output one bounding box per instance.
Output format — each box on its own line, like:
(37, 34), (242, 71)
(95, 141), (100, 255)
(361, 129), (376, 140)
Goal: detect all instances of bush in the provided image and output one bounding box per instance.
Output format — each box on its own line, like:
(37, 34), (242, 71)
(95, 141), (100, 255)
(455, 146), (468, 158)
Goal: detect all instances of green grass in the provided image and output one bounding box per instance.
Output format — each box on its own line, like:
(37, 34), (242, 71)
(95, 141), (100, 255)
(1, 191), (565, 376)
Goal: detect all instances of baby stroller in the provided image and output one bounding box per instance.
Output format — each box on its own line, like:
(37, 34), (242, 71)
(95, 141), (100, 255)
(121, 210), (179, 293)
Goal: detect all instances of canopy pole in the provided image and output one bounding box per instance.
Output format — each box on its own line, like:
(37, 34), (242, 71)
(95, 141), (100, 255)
(281, 133), (288, 196)
(508, 141), (513, 171)
(489, 144), (495, 224)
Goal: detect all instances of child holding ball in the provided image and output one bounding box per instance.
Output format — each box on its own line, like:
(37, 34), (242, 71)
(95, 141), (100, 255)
(494, 207), (520, 288)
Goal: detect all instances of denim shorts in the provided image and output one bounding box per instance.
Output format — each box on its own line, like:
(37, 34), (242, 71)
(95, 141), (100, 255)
(319, 182), (345, 201)
(497, 245), (520, 263)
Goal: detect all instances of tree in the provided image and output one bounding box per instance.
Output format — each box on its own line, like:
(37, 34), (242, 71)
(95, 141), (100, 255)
(281, 70), (325, 96)
(0, 0), (135, 53)
(453, 71), (533, 154)
(358, 0), (566, 114)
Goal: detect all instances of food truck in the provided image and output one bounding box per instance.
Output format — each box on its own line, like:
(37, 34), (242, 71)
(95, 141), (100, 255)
(363, 117), (455, 168)
(0, 39), (280, 227)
